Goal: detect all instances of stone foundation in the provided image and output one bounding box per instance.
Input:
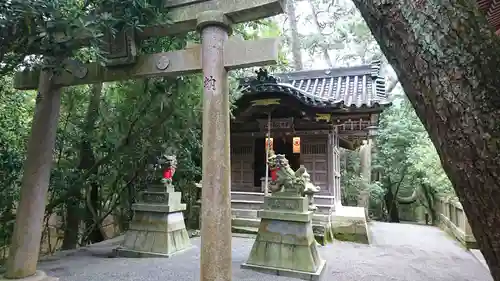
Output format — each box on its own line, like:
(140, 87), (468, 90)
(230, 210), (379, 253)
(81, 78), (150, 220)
(114, 184), (192, 257)
(331, 206), (370, 244)
(242, 195), (326, 280)
(242, 260), (326, 281)
(230, 191), (335, 241)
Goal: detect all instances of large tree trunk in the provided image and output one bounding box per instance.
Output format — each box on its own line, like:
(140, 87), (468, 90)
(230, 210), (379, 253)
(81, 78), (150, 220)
(62, 83), (104, 249)
(61, 186), (80, 249)
(286, 0), (303, 70)
(384, 186), (400, 223)
(81, 83), (104, 245)
(420, 183), (437, 225)
(351, 0), (500, 278)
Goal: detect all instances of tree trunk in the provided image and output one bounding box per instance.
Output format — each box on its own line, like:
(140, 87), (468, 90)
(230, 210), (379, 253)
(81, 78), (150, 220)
(61, 188), (80, 250)
(82, 83), (104, 245)
(62, 84), (104, 248)
(286, 0), (303, 70)
(351, 0), (500, 278)
(307, 0), (333, 67)
(63, 83), (102, 246)
(84, 180), (103, 244)
(420, 183), (437, 225)
(384, 186), (400, 223)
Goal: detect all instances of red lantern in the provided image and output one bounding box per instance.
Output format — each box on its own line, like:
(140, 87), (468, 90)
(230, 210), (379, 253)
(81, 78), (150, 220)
(293, 137), (301, 153)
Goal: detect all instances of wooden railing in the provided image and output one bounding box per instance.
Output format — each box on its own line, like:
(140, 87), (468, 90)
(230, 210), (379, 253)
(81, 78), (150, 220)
(435, 196), (477, 248)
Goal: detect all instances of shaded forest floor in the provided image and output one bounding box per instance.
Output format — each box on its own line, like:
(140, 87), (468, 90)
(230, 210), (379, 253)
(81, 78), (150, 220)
(37, 222), (491, 281)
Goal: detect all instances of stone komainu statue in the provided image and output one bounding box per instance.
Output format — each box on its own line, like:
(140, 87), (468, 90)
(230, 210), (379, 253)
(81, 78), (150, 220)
(267, 150), (320, 210)
(161, 154), (177, 186)
(146, 152), (177, 187)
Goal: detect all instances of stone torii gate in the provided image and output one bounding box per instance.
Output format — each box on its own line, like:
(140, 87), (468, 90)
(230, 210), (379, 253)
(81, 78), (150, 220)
(5, 1), (285, 281)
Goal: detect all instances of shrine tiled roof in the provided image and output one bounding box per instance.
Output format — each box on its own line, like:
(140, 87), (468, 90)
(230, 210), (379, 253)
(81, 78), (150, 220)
(477, 0), (500, 34)
(238, 60), (391, 110)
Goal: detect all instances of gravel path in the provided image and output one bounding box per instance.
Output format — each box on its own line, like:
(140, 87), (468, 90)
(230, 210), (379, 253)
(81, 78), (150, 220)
(38, 222), (492, 281)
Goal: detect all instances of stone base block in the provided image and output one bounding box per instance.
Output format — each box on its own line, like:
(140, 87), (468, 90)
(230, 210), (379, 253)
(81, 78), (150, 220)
(331, 206), (370, 244)
(244, 218), (325, 277)
(0, 271), (58, 281)
(114, 244), (193, 258)
(116, 211), (192, 257)
(241, 259), (326, 281)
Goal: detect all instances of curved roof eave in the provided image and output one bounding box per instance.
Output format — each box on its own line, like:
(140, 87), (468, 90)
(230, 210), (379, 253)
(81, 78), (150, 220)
(238, 82), (392, 111)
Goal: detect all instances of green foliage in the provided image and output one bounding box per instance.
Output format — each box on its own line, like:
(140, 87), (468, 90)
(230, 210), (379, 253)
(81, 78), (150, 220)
(338, 91), (454, 222)
(281, 0), (449, 223)
(371, 92), (454, 222)
(0, 76), (34, 253)
(0, 0), (166, 74)
(339, 149), (361, 205)
(0, 5), (285, 256)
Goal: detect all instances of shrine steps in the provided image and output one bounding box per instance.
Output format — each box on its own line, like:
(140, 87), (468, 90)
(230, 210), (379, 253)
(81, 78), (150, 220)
(231, 191), (335, 205)
(230, 191), (335, 235)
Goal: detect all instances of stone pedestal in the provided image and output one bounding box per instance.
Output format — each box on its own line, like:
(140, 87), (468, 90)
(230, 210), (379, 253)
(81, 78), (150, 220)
(331, 205), (370, 244)
(242, 193), (326, 281)
(114, 184), (192, 257)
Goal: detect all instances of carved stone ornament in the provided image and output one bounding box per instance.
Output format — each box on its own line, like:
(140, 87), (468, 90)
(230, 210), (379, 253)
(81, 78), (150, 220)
(161, 155), (177, 186)
(72, 67), (88, 79)
(267, 151), (320, 209)
(255, 68), (278, 84)
(240, 68), (280, 90)
(101, 28), (138, 67)
(63, 58), (88, 79)
(156, 56), (170, 70)
(146, 152), (177, 187)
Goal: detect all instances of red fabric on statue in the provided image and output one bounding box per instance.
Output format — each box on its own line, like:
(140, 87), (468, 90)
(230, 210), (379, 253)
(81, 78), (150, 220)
(163, 168), (175, 179)
(270, 167), (280, 181)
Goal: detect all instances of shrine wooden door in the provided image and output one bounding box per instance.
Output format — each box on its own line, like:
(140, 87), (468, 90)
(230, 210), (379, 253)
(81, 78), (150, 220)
(301, 135), (329, 194)
(230, 137), (254, 191)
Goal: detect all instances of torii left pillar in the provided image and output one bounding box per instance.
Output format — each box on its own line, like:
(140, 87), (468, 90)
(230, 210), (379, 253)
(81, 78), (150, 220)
(2, 69), (61, 281)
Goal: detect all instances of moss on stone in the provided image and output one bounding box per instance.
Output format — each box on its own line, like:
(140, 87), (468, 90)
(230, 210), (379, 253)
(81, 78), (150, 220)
(333, 232), (369, 244)
(439, 224), (479, 250)
(232, 226), (258, 235)
(314, 234), (325, 246)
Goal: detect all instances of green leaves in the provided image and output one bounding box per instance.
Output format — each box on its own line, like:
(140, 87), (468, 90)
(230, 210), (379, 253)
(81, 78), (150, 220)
(0, 0), (167, 75)
(0, 76), (34, 250)
(372, 92), (454, 220)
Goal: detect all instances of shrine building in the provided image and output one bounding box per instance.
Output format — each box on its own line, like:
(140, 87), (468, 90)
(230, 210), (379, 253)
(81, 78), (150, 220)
(229, 61), (391, 238)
